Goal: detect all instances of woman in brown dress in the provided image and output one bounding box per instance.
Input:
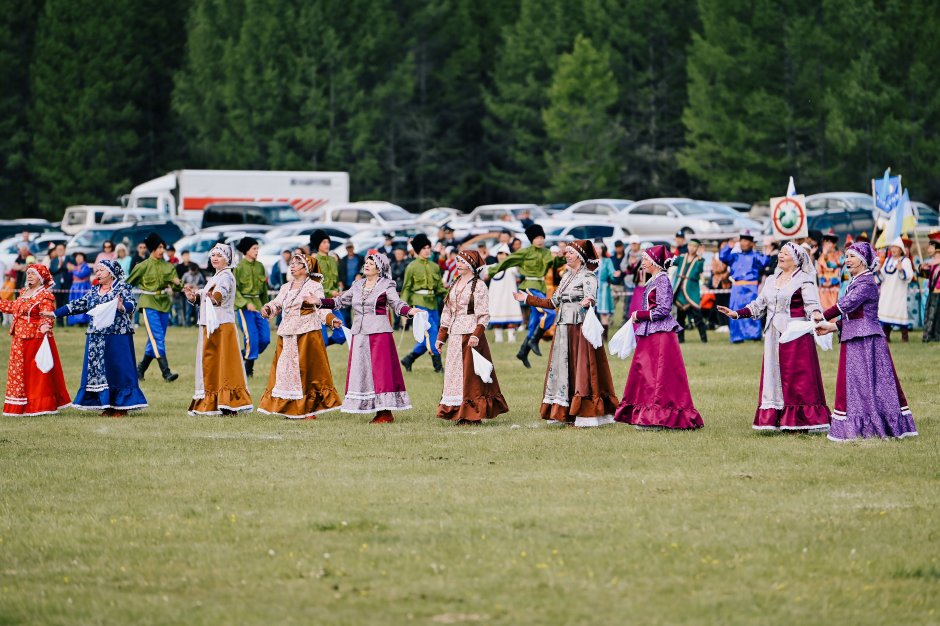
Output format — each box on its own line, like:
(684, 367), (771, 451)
(435, 250), (509, 423)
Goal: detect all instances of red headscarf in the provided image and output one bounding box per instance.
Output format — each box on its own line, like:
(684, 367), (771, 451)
(27, 263), (54, 289)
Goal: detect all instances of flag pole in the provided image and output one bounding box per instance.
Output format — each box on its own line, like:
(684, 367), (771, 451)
(870, 176), (881, 246)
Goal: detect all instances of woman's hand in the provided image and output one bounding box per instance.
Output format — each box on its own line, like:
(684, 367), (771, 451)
(815, 321), (837, 336)
(811, 311), (823, 323)
(39, 323), (52, 334)
(407, 308), (418, 317)
(467, 335), (479, 348)
(40, 311), (56, 319)
(303, 293), (321, 306)
(260, 304), (271, 319)
(512, 291), (527, 302)
(116, 295), (125, 312)
(434, 340), (444, 352)
(629, 311), (638, 323)
(579, 298), (593, 308)
(716, 305), (738, 319)
(331, 318), (342, 329)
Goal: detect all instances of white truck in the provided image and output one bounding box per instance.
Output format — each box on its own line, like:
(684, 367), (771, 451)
(124, 169), (350, 224)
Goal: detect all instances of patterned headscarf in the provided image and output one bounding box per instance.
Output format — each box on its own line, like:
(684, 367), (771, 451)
(456, 249), (484, 273)
(209, 243), (235, 268)
(97, 258), (125, 283)
(782, 241), (815, 276)
(290, 252), (322, 280)
(845, 242), (877, 271)
(26, 263), (54, 288)
(365, 252), (392, 279)
(643, 245), (674, 269)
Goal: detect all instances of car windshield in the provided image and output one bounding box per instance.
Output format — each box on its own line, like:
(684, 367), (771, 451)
(177, 236), (218, 253)
(674, 202), (710, 215)
(71, 229), (117, 247)
(849, 196), (875, 211)
(701, 203), (736, 216)
(380, 210), (412, 222)
(263, 205), (301, 223)
(545, 227), (566, 236)
(612, 201), (633, 211)
(511, 206), (548, 219)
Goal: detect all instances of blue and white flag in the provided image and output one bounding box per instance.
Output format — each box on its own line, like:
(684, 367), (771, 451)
(872, 168), (902, 214)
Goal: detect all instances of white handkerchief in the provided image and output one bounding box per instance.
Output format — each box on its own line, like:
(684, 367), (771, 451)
(581, 307), (604, 349)
(203, 294), (220, 337)
(813, 321), (833, 351)
(471, 347), (493, 383)
(608, 321), (637, 359)
(88, 298), (119, 331)
(35, 334), (54, 373)
(779, 319), (816, 343)
(411, 309), (430, 343)
(342, 325), (352, 348)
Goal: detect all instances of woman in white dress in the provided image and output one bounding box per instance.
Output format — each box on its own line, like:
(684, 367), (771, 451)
(878, 237), (914, 342)
(486, 244), (523, 342)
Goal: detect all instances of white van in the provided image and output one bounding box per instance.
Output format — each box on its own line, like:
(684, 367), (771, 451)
(61, 206), (164, 235)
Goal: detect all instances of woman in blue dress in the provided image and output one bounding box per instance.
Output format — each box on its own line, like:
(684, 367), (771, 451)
(44, 259), (148, 416)
(596, 244), (617, 330)
(66, 251), (92, 326)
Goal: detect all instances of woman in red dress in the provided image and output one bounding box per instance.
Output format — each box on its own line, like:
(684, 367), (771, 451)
(1, 264), (71, 415)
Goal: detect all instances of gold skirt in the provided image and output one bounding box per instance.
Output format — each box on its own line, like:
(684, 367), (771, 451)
(258, 331), (341, 419)
(188, 323), (253, 415)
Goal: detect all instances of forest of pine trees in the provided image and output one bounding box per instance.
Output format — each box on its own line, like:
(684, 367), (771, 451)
(2, 0), (938, 219)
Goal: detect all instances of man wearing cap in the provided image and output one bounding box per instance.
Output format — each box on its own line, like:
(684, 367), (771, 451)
(439, 225), (457, 249)
(672, 237), (707, 343)
(673, 231), (688, 256)
(310, 230), (346, 346)
(127, 232), (183, 381)
(401, 233), (448, 372)
(718, 231), (769, 343)
(488, 223), (564, 368)
(233, 237), (271, 377)
(919, 232), (940, 342)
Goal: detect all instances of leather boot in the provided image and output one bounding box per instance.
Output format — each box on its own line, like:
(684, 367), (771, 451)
(137, 355), (154, 381)
(431, 353), (443, 373)
(529, 328), (546, 356)
(157, 356), (179, 382)
(516, 341), (532, 369)
(883, 325), (892, 342)
(677, 329), (685, 343)
(401, 352), (419, 372)
(901, 328), (909, 343)
(698, 323), (708, 343)
(244, 359), (254, 378)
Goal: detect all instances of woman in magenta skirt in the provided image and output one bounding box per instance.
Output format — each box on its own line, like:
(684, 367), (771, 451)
(615, 245), (703, 430)
(718, 242), (830, 432)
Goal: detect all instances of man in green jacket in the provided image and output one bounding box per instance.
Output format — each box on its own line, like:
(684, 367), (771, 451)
(672, 237), (707, 343)
(401, 233), (448, 373)
(128, 232), (182, 381)
(234, 237), (271, 377)
(309, 230), (345, 346)
(488, 224), (563, 368)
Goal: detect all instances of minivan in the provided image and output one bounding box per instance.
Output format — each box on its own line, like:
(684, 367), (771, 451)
(201, 202), (301, 228)
(61, 206), (164, 235)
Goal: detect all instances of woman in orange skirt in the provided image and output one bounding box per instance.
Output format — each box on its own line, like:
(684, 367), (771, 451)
(184, 244), (253, 415)
(258, 253), (342, 419)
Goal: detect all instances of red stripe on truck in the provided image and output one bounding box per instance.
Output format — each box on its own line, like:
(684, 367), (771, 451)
(183, 197), (329, 211)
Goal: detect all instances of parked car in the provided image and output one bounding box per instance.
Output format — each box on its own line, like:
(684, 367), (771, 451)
(345, 225), (436, 254)
(265, 223), (358, 243)
(66, 222), (185, 259)
(911, 201), (940, 233)
(0, 219), (54, 240)
(173, 228), (269, 268)
(696, 201), (765, 232)
(257, 235), (344, 274)
(545, 221), (631, 250)
(448, 204), (546, 238)
(618, 198), (736, 237)
(539, 202), (572, 215)
(805, 192), (875, 213)
(201, 201), (302, 229)
(719, 201), (753, 213)
(417, 207), (461, 228)
(554, 199), (633, 221)
(317, 201), (414, 231)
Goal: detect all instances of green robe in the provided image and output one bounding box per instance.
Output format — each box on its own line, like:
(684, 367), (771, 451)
(316, 253), (339, 296)
(233, 258), (269, 310)
(127, 256), (181, 312)
(672, 254), (704, 309)
(401, 257), (447, 309)
(489, 246), (563, 292)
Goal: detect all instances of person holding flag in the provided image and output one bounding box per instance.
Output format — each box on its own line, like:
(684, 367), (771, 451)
(672, 237), (707, 343)
(400, 233), (448, 373)
(128, 233), (182, 382)
(488, 224), (564, 368)
(233, 237), (270, 377)
(718, 231), (769, 343)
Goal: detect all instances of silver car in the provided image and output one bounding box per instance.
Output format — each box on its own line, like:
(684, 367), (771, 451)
(618, 198), (737, 237)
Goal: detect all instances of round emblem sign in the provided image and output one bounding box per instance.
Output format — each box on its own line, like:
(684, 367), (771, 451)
(772, 197), (805, 238)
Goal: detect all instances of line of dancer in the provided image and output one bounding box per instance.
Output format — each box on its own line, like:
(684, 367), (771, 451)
(1, 236), (919, 442)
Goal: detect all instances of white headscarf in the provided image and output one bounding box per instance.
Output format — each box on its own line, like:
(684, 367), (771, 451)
(782, 241), (815, 277)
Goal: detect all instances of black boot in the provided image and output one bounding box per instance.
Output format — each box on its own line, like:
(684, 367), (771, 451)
(401, 352), (419, 372)
(137, 355), (154, 381)
(677, 329), (685, 343)
(244, 359), (254, 378)
(698, 324), (708, 343)
(883, 325), (892, 342)
(516, 341), (532, 369)
(528, 328), (545, 356)
(431, 353), (443, 373)
(157, 356), (179, 382)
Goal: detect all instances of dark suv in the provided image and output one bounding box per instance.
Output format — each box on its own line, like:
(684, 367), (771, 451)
(66, 222), (184, 258)
(201, 202), (301, 228)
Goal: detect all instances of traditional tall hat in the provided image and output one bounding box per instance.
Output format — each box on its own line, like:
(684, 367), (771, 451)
(524, 223), (546, 241)
(846, 242), (877, 270)
(456, 249), (484, 272)
(888, 236), (908, 253)
(410, 233), (432, 252)
(309, 229), (329, 251)
(568, 239), (600, 266)
(144, 232), (166, 252)
(643, 244), (672, 269)
(236, 236), (258, 255)
(822, 229), (839, 243)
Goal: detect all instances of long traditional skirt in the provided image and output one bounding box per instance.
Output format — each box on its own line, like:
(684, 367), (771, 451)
(72, 334), (148, 412)
(437, 333), (509, 422)
(924, 293), (940, 342)
(541, 324), (619, 426)
(189, 323), (253, 415)
(258, 331), (341, 419)
(753, 333), (830, 431)
(342, 331), (411, 413)
(3, 335), (71, 416)
(829, 335), (917, 441)
(614, 330), (703, 429)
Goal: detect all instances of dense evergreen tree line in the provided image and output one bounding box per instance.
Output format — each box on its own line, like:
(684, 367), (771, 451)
(2, 0), (938, 219)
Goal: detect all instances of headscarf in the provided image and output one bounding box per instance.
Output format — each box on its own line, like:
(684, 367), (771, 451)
(209, 243), (235, 269)
(290, 252), (322, 281)
(455, 249), (484, 273)
(97, 258), (125, 283)
(643, 245), (674, 270)
(26, 263), (54, 289)
(568, 239), (600, 267)
(782, 241), (815, 276)
(365, 252), (392, 279)
(845, 242), (878, 271)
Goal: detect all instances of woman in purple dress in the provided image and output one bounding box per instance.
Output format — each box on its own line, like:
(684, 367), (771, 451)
(615, 245), (703, 430)
(717, 242), (830, 432)
(816, 242), (917, 441)
(317, 253), (417, 424)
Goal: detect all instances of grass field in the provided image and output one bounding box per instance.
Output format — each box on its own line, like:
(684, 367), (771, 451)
(0, 323), (937, 625)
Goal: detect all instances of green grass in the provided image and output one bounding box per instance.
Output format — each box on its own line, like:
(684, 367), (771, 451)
(0, 324), (937, 625)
